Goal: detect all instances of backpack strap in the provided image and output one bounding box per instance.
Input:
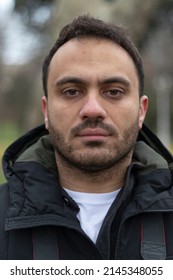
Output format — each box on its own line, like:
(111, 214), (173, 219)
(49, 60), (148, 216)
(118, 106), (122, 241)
(141, 213), (166, 260)
(32, 227), (59, 259)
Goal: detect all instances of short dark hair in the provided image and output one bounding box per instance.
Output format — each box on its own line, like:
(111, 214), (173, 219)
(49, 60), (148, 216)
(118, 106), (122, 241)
(42, 15), (144, 97)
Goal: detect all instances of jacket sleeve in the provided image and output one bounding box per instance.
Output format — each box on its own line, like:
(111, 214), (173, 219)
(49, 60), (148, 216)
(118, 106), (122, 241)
(0, 183), (10, 259)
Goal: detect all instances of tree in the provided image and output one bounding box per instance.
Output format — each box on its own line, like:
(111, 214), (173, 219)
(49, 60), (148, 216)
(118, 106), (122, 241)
(2, 0), (173, 140)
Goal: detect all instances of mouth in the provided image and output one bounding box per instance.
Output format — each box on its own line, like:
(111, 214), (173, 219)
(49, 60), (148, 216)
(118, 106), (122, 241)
(77, 128), (111, 141)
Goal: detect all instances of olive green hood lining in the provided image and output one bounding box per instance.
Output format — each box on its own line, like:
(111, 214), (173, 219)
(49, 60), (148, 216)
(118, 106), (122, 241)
(133, 141), (168, 174)
(16, 135), (58, 176)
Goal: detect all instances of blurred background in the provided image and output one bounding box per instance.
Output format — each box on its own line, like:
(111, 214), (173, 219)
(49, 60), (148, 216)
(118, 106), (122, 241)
(0, 0), (173, 183)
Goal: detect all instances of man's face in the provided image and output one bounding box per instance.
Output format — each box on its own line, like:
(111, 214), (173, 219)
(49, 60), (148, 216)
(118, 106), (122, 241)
(42, 38), (148, 172)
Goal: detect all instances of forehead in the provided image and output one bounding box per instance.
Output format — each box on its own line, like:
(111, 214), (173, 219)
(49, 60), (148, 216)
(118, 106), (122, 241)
(48, 37), (139, 87)
(51, 37), (135, 64)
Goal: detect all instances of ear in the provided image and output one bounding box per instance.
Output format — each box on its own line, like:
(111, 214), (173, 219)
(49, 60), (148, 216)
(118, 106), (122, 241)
(138, 95), (148, 129)
(42, 96), (49, 130)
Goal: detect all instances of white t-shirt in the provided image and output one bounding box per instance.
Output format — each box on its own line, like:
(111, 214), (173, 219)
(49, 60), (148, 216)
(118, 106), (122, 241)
(64, 188), (120, 243)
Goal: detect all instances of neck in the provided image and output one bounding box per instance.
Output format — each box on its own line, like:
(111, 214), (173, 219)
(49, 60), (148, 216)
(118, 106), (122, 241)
(55, 154), (132, 193)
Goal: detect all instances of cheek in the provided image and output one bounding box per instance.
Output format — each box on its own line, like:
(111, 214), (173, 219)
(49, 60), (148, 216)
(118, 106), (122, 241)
(111, 102), (140, 130)
(48, 103), (76, 135)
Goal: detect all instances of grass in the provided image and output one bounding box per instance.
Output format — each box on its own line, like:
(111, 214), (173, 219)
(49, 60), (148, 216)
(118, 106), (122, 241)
(0, 123), (20, 184)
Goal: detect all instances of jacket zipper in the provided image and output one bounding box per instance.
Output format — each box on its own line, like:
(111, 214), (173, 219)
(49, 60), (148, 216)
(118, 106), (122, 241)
(114, 209), (173, 259)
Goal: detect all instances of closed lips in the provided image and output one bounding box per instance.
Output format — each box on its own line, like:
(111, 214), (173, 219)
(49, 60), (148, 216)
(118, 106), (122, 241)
(77, 128), (110, 136)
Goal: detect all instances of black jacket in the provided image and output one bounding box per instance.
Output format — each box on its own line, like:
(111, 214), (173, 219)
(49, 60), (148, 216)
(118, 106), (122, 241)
(1, 124), (173, 260)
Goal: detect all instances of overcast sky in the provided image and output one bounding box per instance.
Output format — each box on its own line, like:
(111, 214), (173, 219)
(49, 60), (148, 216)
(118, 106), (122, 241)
(0, 0), (14, 14)
(0, 0), (40, 65)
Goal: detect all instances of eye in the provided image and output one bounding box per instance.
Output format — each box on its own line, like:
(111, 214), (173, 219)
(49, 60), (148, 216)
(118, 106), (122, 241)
(104, 88), (124, 98)
(63, 88), (82, 98)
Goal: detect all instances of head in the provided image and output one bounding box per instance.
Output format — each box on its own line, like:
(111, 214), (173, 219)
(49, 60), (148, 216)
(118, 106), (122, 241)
(42, 15), (148, 173)
(42, 15), (144, 97)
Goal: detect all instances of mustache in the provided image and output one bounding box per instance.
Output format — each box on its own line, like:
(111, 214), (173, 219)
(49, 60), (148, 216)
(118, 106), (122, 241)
(71, 119), (117, 137)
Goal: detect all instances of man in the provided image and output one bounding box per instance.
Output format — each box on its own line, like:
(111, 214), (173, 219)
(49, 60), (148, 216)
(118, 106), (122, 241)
(1, 15), (173, 260)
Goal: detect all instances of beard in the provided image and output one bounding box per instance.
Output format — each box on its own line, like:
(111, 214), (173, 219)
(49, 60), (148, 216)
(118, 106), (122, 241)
(48, 118), (139, 173)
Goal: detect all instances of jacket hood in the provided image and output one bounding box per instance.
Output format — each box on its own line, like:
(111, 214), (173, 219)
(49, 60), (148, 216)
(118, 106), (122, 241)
(2, 124), (173, 230)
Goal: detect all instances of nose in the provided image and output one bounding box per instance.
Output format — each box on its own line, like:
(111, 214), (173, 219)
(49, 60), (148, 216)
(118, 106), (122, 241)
(79, 93), (107, 120)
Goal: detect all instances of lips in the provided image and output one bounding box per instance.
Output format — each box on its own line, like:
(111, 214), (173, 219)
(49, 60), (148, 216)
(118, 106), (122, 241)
(77, 128), (110, 137)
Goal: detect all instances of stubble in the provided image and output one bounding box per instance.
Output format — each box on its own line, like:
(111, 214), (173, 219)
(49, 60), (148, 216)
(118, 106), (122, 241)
(48, 118), (139, 174)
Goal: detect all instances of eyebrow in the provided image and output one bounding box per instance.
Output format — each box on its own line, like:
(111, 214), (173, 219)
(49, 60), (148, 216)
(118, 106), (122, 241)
(54, 75), (131, 88)
(100, 76), (131, 88)
(54, 77), (87, 87)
